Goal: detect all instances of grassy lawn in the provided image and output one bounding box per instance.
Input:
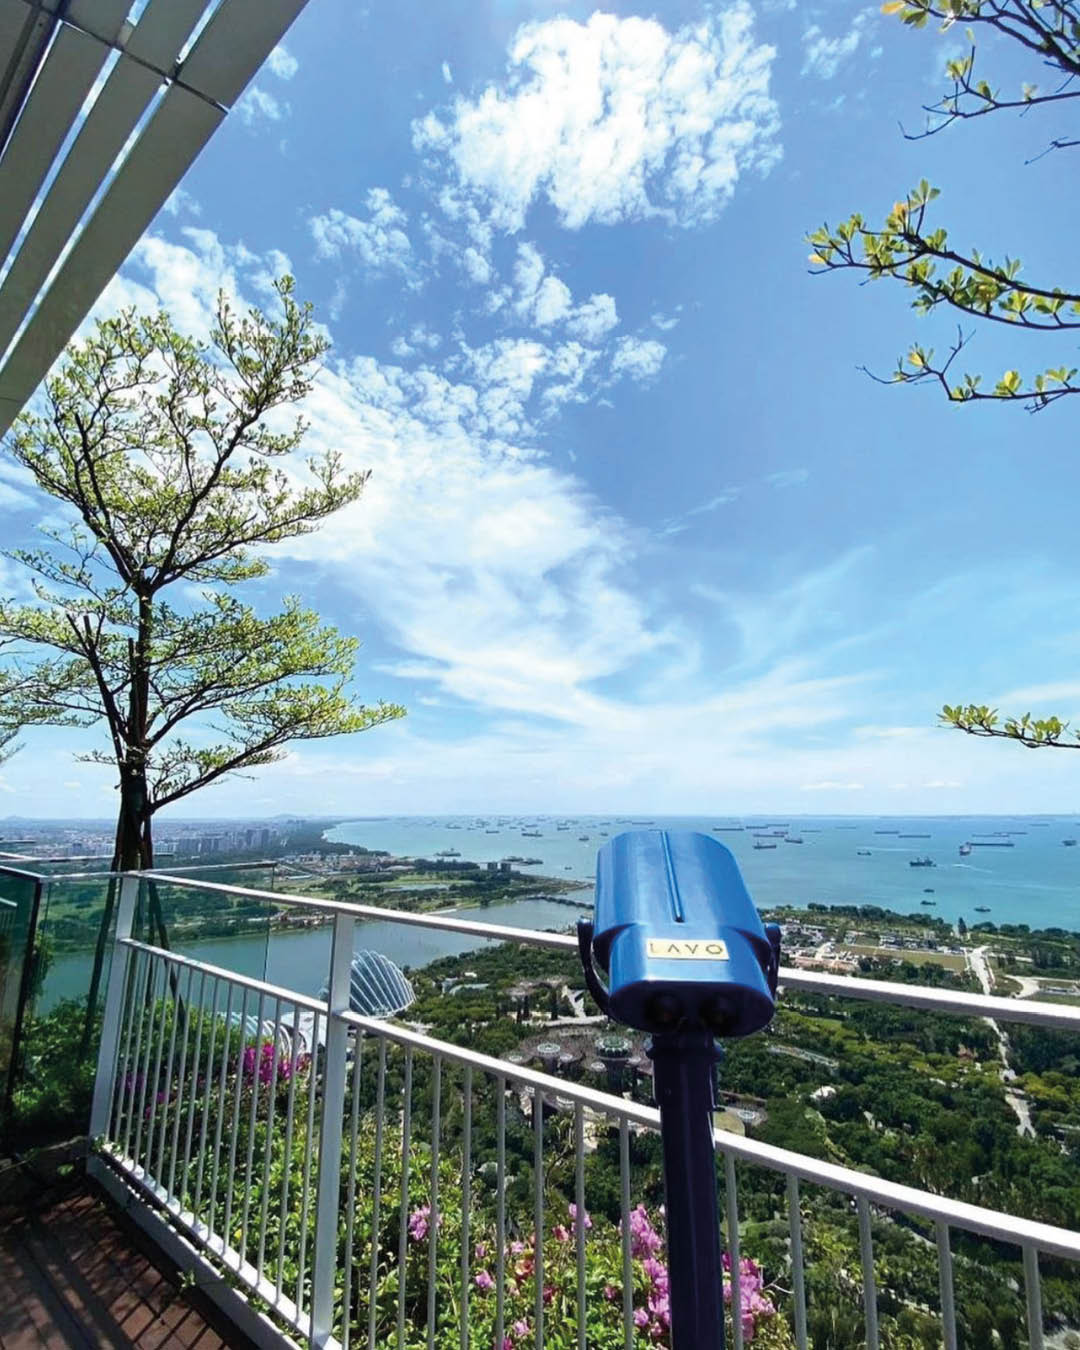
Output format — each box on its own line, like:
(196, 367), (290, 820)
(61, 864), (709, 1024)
(847, 944), (968, 972)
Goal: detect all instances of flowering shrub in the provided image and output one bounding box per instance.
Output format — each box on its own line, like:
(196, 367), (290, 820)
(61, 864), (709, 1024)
(398, 1192), (793, 1348)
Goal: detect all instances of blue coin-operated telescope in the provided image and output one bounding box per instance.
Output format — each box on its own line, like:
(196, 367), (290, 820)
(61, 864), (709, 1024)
(578, 830), (781, 1350)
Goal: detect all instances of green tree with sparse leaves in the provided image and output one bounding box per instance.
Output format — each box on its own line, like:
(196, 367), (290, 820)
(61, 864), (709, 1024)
(809, 1), (1080, 751)
(808, 1), (1079, 411)
(0, 277), (404, 1038)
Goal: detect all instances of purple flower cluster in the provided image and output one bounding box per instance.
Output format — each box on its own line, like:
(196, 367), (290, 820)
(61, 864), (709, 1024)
(723, 1253), (777, 1342)
(241, 1042), (308, 1086)
(408, 1205), (431, 1242)
(615, 1206), (776, 1343)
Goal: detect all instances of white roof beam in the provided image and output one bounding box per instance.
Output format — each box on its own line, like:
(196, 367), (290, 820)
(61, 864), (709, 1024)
(0, 0), (211, 357)
(0, 0), (315, 437)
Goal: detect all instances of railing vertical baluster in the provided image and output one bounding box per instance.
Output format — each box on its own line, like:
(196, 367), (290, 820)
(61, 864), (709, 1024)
(207, 981), (235, 1233)
(190, 975), (217, 1214)
(297, 1010), (322, 1320)
(222, 986), (250, 1258)
(495, 1075), (506, 1350)
(342, 1026), (363, 1350)
(154, 961), (186, 1185)
(619, 1115), (632, 1350)
(427, 1053), (442, 1350)
(92, 873), (138, 1145)
(857, 1196), (879, 1350)
(786, 1175), (808, 1350)
(935, 1221), (957, 1350)
(165, 964), (195, 1197)
(147, 956), (175, 1174)
(178, 969), (207, 1202)
(121, 951), (152, 1160)
(460, 1064), (471, 1350)
(534, 1086), (545, 1350)
(397, 1046), (414, 1350)
(367, 1038), (387, 1350)
(276, 997), (302, 1304)
(575, 1103), (586, 1350)
(257, 996), (284, 1285)
(1023, 1244), (1044, 1350)
(109, 945), (141, 1145)
(240, 990), (267, 1261)
(312, 914), (354, 1347)
(725, 1153), (743, 1350)
(131, 956), (160, 1170)
(142, 957), (171, 1173)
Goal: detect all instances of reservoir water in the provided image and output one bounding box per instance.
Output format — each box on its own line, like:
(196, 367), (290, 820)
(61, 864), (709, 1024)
(40, 895), (589, 1012)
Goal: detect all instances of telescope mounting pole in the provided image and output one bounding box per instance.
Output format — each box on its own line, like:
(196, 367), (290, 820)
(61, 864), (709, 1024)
(647, 1029), (726, 1350)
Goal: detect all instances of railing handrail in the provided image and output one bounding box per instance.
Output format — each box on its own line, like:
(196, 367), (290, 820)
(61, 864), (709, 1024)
(141, 870), (580, 952)
(116, 934), (1080, 1264)
(138, 871), (1080, 1031)
(0, 858), (278, 885)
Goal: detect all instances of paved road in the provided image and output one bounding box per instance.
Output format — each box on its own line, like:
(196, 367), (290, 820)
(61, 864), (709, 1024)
(967, 945), (1034, 1137)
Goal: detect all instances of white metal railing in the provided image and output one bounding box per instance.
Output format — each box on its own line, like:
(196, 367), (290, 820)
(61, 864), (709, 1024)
(85, 871), (1080, 1350)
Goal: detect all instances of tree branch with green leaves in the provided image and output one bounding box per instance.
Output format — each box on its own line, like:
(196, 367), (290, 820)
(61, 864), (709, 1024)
(941, 703), (1080, 747)
(807, 1), (1080, 410)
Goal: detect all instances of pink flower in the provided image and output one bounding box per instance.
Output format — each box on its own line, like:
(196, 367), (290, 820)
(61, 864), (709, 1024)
(642, 1257), (668, 1293)
(634, 1309), (650, 1329)
(552, 1224), (570, 1243)
(647, 1290), (671, 1330)
(625, 1204), (662, 1260)
(543, 1284), (555, 1306)
(603, 1284), (618, 1302)
(512, 1321), (529, 1339)
(510, 1240), (526, 1257)
(475, 1242), (487, 1261)
(568, 1203), (592, 1231)
(475, 1269), (494, 1291)
(408, 1206), (430, 1242)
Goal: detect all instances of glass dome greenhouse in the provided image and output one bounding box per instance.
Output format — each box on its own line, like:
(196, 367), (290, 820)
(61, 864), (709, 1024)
(321, 950), (416, 1019)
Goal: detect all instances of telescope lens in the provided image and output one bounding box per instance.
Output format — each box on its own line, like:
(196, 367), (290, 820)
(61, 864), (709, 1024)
(702, 997), (733, 1034)
(645, 992), (682, 1029)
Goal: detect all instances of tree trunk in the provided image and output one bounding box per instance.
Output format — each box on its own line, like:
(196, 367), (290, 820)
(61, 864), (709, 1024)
(79, 762), (155, 1057)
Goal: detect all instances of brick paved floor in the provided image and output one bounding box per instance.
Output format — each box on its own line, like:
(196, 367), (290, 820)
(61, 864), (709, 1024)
(0, 1184), (255, 1350)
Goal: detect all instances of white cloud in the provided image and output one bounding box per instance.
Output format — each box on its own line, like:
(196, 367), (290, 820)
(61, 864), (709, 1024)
(801, 780), (865, 791)
(802, 11), (874, 80)
(611, 336), (666, 382)
(391, 323), (443, 358)
(236, 86), (286, 126)
(309, 189), (414, 279)
(441, 61), (453, 85)
(267, 45), (299, 80)
(766, 468), (809, 489)
(162, 187), (200, 218)
(413, 5), (780, 231)
(568, 293), (618, 343)
(504, 243), (619, 343)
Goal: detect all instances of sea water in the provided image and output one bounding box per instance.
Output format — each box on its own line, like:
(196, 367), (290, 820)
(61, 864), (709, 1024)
(326, 814), (1080, 934)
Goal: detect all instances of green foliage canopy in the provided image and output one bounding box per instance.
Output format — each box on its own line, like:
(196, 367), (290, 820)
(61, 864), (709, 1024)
(0, 278), (404, 861)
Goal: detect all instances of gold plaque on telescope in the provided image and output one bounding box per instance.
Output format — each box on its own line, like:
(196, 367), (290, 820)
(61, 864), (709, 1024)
(645, 939), (729, 960)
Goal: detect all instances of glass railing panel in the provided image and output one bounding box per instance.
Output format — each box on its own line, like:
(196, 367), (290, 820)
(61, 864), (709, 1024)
(5, 873), (116, 1146)
(0, 867), (43, 1125)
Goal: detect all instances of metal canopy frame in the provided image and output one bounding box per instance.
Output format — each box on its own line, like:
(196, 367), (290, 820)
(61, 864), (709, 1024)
(0, 0), (313, 438)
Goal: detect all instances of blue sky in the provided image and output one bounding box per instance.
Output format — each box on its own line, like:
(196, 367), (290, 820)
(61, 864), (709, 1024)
(3, 0), (1080, 818)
